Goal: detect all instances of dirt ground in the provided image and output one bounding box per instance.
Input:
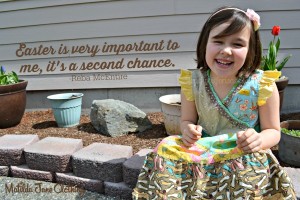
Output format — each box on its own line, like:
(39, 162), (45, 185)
(1, 110), (299, 166)
(0, 110), (168, 154)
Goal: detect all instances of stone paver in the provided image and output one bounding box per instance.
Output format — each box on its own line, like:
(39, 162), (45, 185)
(72, 143), (133, 182)
(0, 134), (39, 166)
(10, 165), (53, 182)
(284, 167), (300, 199)
(123, 149), (152, 188)
(0, 166), (9, 176)
(24, 137), (82, 172)
(55, 172), (104, 193)
(104, 181), (133, 200)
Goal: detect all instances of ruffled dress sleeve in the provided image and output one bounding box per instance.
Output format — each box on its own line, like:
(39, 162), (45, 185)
(257, 70), (281, 106)
(178, 69), (194, 101)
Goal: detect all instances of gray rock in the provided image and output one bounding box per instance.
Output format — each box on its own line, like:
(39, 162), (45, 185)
(90, 99), (152, 137)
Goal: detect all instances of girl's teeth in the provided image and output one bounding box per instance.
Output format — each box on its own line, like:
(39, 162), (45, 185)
(217, 60), (231, 65)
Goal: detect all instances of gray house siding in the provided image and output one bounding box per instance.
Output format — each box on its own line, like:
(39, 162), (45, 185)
(0, 0), (299, 113)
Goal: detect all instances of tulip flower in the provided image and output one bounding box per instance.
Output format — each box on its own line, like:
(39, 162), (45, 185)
(261, 25), (291, 72)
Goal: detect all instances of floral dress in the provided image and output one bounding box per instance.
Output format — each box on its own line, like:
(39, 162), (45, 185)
(132, 69), (296, 200)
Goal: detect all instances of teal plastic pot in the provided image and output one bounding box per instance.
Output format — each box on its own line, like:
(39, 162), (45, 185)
(47, 93), (84, 128)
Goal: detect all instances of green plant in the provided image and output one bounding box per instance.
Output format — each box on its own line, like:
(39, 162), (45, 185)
(0, 66), (19, 85)
(281, 128), (300, 137)
(261, 25), (292, 71)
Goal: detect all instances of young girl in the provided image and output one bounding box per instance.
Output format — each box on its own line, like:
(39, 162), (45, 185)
(133, 7), (296, 199)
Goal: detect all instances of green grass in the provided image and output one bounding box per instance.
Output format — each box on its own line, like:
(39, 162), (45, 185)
(281, 128), (300, 137)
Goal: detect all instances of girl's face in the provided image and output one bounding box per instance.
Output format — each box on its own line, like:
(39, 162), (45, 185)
(205, 22), (250, 80)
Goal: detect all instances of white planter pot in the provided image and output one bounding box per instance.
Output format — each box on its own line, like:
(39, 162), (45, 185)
(47, 93), (84, 128)
(159, 94), (181, 135)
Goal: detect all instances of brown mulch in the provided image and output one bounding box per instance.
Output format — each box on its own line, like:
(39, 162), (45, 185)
(1, 110), (299, 167)
(0, 110), (168, 154)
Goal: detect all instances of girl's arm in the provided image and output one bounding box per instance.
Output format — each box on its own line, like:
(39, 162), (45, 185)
(237, 83), (281, 152)
(180, 91), (202, 146)
(258, 82), (281, 148)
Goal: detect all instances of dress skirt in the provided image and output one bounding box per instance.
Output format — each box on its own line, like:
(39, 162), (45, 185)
(132, 135), (296, 200)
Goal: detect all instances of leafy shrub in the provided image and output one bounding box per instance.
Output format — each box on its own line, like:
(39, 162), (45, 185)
(281, 128), (300, 137)
(0, 66), (19, 85)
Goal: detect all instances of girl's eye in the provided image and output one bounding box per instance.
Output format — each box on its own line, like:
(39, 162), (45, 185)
(214, 41), (222, 44)
(233, 43), (244, 47)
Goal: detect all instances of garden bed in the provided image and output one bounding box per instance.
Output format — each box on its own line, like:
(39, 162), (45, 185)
(0, 110), (168, 154)
(1, 110), (299, 167)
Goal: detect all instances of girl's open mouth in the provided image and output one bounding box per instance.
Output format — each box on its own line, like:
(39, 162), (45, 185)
(216, 59), (233, 68)
(216, 59), (233, 65)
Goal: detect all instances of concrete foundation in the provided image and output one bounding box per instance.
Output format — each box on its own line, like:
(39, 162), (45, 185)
(25, 87), (180, 114)
(25, 86), (299, 115)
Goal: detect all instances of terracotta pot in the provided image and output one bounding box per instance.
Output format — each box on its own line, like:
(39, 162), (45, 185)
(0, 80), (28, 128)
(275, 77), (289, 111)
(279, 120), (300, 167)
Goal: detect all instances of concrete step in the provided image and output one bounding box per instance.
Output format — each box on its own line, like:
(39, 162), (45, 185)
(284, 167), (300, 199)
(1, 176), (117, 200)
(24, 137), (83, 172)
(72, 143), (133, 182)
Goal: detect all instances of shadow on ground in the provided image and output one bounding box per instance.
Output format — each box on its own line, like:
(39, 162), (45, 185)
(32, 121), (57, 129)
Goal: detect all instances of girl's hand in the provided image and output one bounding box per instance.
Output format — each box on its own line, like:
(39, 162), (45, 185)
(236, 128), (262, 153)
(182, 124), (202, 147)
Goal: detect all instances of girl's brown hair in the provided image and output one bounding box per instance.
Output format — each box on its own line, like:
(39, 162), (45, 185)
(196, 7), (262, 76)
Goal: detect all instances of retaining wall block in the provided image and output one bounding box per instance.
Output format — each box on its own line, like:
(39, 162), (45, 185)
(10, 165), (53, 182)
(123, 149), (152, 188)
(72, 143), (133, 182)
(24, 137), (83, 172)
(0, 134), (39, 166)
(104, 181), (133, 200)
(0, 166), (9, 176)
(55, 172), (104, 193)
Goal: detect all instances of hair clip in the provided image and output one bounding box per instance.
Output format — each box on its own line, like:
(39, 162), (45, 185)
(245, 9), (261, 31)
(209, 8), (261, 31)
